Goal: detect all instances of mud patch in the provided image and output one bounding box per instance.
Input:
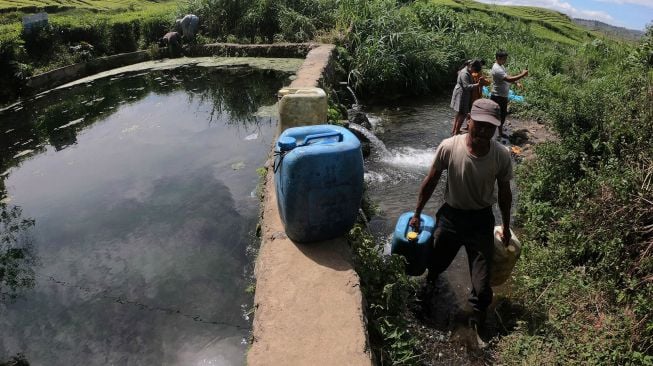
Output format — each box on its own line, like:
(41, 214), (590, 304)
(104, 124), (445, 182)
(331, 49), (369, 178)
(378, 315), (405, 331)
(503, 118), (558, 161)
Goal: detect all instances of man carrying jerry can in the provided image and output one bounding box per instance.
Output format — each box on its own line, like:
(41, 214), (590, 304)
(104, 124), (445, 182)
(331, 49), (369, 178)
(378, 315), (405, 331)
(409, 98), (513, 341)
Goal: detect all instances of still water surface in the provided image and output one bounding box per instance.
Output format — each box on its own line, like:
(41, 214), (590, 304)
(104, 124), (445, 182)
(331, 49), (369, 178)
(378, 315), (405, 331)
(0, 66), (290, 365)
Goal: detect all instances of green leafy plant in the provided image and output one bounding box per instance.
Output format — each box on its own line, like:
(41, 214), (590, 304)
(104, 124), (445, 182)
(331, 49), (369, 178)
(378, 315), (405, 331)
(347, 223), (421, 365)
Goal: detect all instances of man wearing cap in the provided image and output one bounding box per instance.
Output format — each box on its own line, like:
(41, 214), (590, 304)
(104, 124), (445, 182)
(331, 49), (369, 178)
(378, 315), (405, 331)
(409, 98), (513, 344)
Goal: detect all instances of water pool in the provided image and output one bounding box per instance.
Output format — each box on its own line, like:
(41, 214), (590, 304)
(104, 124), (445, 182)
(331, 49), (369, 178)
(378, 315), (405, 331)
(0, 64), (293, 365)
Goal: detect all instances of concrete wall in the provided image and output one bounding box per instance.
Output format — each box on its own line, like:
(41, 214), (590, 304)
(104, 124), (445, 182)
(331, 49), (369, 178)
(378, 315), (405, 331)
(25, 51), (151, 94)
(188, 42), (318, 58)
(24, 43), (324, 96)
(247, 45), (373, 366)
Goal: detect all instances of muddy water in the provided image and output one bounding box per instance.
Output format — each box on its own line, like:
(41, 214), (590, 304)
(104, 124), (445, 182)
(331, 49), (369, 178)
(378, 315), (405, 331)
(0, 66), (291, 365)
(362, 95), (512, 338)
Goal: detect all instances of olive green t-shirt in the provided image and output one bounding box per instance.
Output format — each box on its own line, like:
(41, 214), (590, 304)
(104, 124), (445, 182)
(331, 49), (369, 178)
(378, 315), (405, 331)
(433, 134), (513, 210)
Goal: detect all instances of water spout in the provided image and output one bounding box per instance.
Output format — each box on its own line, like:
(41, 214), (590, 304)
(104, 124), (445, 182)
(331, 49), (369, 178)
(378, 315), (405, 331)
(346, 86), (360, 108)
(348, 123), (390, 157)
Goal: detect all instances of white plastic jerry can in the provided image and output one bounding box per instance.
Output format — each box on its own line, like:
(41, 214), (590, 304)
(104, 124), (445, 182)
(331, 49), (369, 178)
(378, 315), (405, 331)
(490, 226), (521, 287)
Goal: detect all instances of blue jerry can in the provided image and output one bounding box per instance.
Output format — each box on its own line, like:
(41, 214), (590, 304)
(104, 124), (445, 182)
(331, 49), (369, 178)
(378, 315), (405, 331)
(274, 124), (364, 243)
(391, 212), (436, 276)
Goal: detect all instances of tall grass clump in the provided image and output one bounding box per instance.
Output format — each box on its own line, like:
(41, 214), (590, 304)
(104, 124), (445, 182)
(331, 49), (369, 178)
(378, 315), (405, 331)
(179, 0), (337, 43)
(337, 0), (459, 97)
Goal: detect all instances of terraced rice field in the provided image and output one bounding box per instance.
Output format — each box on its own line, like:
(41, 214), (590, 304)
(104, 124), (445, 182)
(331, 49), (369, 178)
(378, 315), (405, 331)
(0, 0), (176, 13)
(431, 0), (595, 44)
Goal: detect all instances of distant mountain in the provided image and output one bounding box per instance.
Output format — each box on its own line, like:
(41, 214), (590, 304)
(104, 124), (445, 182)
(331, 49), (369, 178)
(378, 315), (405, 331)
(573, 18), (644, 41)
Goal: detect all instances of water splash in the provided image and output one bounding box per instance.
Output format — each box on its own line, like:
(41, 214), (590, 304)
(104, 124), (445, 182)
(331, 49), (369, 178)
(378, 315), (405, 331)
(348, 123), (390, 157)
(364, 170), (391, 184)
(349, 123), (435, 171)
(381, 146), (435, 171)
(367, 114), (381, 130)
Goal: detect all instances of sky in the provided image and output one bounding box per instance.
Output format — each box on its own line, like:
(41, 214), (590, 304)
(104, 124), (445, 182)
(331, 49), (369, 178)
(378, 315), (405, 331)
(476, 0), (652, 30)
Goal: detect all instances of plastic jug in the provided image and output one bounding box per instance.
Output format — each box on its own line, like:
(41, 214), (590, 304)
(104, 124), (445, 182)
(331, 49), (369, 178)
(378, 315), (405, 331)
(391, 212), (436, 276)
(277, 87), (327, 133)
(274, 124), (364, 243)
(490, 226), (521, 286)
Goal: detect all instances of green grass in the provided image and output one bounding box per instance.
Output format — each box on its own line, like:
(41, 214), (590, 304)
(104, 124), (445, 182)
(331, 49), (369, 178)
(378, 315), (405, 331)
(529, 23), (578, 45)
(0, 0), (174, 12)
(0, 0), (179, 30)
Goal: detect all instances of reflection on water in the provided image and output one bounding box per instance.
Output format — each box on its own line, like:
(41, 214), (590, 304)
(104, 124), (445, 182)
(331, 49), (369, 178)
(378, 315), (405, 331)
(0, 66), (289, 365)
(0, 204), (37, 301)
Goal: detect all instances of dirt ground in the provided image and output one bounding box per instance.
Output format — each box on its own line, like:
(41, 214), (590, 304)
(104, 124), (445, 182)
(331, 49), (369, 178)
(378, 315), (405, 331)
(502, 117), (558, 161)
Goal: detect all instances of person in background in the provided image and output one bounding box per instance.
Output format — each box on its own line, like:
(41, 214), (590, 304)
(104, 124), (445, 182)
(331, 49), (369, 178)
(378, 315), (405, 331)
(160, 31), (181, 58)
(470, 59), (486, 104)
(462, 59), (486, 132)
(410, 98), (513, 346)
(490, 50), (528, 137)
(450, 59), (489, 136)
(175, 14), (200, 42)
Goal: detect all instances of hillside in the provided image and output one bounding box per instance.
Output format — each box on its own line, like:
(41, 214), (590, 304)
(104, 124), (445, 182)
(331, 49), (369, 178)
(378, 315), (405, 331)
(430, 0), (596, 44)
(573, 18), (644, 41)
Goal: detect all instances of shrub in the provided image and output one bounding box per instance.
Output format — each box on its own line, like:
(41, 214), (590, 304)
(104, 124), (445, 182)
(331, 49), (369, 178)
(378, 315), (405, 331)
(0, 30), (30, 102)
(109, 20), (140, 53)
(277, 5), (316, 42)
(21, 24), (57, 62)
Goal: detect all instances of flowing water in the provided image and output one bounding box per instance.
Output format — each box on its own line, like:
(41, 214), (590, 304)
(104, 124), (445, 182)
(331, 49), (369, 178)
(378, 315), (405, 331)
(0, 66), (291, 365)
(362, 95), (512, 336)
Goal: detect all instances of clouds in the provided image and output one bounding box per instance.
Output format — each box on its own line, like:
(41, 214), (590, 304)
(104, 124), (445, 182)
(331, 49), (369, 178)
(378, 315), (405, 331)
(476, 0), (615, 23)
(595, 0), (653, 9)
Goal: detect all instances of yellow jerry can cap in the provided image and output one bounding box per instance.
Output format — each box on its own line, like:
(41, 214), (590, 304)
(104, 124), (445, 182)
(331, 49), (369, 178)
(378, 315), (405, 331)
(407, 231), (419, 241)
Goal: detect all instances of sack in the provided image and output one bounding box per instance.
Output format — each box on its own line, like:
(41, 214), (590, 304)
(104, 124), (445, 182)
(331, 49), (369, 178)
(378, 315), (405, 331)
(490, 226), (521, 286)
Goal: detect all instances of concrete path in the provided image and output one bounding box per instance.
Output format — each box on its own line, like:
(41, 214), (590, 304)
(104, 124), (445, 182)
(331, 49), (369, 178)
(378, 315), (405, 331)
(247, 44), (372, 365)
(247, 171), (372, 366)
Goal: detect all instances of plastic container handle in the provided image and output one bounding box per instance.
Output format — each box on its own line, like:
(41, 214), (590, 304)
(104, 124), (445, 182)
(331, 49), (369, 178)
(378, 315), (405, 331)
(303, 132), (342, 145)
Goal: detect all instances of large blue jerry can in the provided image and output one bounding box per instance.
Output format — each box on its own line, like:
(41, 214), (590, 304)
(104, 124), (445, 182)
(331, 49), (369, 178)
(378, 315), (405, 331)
(391, 212), (436, 276)
(274, 124), (364, 243)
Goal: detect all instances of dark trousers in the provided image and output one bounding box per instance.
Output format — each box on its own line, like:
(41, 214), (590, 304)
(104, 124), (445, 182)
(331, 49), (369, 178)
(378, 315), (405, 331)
(427, 203), (495, 320)
(490, 94), (508, 125)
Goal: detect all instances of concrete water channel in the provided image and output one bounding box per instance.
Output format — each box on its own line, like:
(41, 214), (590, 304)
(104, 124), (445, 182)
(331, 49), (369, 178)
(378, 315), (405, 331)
(0, 45), (371, 365)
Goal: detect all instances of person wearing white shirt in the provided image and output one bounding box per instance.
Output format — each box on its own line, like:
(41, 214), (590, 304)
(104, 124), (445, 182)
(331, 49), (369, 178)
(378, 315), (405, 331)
(490, 50), (528, 137)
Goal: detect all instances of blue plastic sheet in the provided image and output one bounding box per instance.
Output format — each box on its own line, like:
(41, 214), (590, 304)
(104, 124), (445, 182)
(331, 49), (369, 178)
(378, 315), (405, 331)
(482, 86), (525, 103)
